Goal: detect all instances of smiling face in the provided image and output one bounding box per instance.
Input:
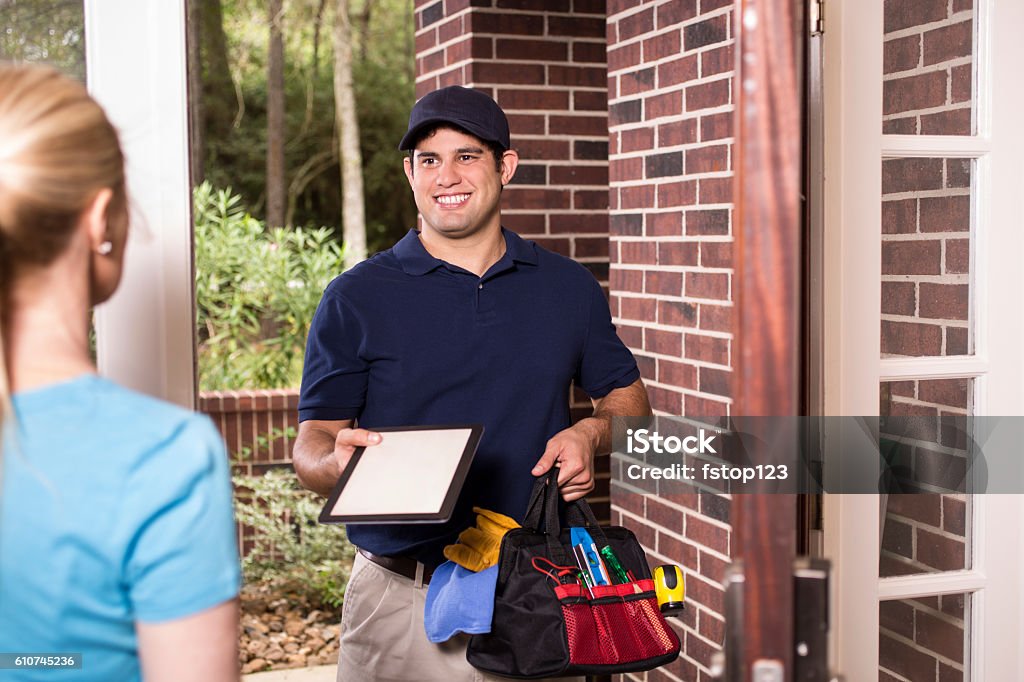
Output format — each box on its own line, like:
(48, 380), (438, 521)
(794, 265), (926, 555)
(403, 126), (518, 241)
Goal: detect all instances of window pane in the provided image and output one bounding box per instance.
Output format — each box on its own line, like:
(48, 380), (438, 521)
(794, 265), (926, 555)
(883, 0), (976, 136)
(880, 593), (970, 681)
(881, 158), (972, 357)
(879, 379), (972, 578)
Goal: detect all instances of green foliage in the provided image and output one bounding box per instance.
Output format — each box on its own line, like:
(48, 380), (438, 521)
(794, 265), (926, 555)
(0, 0), (86, 81)
(234, 468), (355, 609)
(194, 182), (345, 390)
(203, 0), (417, 253)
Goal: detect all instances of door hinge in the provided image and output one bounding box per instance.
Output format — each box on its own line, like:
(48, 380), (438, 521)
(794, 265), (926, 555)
(810, 0), (824, 35)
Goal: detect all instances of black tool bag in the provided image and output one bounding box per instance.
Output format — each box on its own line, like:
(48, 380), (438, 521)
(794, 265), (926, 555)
(466, 469), (681, 679)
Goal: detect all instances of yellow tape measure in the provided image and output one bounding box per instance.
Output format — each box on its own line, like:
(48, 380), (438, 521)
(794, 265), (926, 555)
(653, 564), (685, 616)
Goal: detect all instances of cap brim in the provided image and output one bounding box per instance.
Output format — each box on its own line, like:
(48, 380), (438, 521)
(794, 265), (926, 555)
(398, 116), (507, 152)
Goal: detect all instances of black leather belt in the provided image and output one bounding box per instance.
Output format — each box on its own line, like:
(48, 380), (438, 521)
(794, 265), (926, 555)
(358, 548), (436, 585)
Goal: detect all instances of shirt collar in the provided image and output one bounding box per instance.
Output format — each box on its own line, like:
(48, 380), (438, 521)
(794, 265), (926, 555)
(392, 229), (442, 276)
(502, 227), (539, 267)
(393, 227), (538, 276)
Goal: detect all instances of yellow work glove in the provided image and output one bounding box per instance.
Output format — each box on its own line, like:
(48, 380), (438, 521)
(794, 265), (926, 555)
(473, 506), (519, 535)
(443, 507), (520, 572)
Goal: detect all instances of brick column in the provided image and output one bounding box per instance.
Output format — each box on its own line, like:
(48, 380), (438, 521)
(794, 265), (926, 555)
(606, 2), (736, 679)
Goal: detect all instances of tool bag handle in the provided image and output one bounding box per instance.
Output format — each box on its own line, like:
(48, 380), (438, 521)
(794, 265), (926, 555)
(522, 468), (611, 565)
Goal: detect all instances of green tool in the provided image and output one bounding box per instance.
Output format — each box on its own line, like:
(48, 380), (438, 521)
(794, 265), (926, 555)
(599, 545), (631, 584)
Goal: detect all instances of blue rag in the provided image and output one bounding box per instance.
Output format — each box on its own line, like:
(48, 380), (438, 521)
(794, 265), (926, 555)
(424, 561), (498, 643)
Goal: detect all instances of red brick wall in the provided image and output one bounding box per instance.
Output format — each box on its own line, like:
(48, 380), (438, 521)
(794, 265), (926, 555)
(878, 381), (971, 681)
(881, 0), (974, 354)
(200, 389), (299, 556)
(883, 0), (974, 135)
(200, 389), (299, 475)
(881, 157), (971, 357)
(880, 593), (968, 682)
(606, 2), (735, 679)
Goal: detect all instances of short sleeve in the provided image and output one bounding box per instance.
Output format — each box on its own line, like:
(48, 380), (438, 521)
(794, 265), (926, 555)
(123, 416), (240, 623)
(575, 275), (641, 398)
(298, 287), (369, 422)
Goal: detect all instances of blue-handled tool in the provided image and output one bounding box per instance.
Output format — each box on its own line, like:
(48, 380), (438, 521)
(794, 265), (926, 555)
(570, 527), (610, 585)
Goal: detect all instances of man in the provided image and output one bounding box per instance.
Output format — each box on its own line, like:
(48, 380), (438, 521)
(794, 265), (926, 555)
(293, 86), (651, 682)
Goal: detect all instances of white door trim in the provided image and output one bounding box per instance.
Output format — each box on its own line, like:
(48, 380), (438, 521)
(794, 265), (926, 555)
(84, 0), (196, 408)
(821, 0), (883, 678)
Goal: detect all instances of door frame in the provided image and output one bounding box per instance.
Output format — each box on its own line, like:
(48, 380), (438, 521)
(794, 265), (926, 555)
(822, 0), (1024, 678)
(85, 0), (197, 408)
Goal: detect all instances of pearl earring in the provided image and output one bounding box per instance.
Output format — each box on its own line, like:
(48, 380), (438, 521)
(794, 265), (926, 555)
(96, 241), (113, 256)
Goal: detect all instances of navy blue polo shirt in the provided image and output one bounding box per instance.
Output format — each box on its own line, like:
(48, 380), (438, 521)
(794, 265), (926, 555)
(299, 228), (639, 565)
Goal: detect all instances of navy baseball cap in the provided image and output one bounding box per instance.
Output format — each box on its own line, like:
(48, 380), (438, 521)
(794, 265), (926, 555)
(399, 86), (510, 152)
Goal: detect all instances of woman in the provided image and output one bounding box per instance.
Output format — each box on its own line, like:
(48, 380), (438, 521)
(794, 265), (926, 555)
(0, 64), (240, 681)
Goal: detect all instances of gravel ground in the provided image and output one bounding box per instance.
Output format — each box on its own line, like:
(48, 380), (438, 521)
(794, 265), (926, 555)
(239, 584), (342, 675)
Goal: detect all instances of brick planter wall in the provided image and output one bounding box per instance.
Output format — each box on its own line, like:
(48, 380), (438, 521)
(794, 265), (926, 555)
(200, 389), (300, 556)
(200, 389), (299, 474)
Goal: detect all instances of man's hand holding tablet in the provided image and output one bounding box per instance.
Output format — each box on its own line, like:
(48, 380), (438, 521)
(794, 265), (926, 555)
(319, 425), (484, 525)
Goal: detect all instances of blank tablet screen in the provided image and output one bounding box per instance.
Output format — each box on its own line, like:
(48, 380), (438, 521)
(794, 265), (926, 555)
(320, 425), (482, 524)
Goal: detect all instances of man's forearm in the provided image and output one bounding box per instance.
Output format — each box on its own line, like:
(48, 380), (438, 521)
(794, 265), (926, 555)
(573, 378), (652, 455)
(292, 428), (343, 497)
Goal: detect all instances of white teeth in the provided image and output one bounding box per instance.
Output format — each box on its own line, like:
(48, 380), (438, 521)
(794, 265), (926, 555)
(437, 194), (469, 205)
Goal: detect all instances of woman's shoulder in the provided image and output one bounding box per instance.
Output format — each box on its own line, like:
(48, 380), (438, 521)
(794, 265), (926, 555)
(93, 380), (226, 465)
(93, 375), (218, 431)
(15, 375), (225, 469)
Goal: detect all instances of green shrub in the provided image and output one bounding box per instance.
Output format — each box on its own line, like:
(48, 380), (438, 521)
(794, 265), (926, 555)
(194, 182), (346, 390)
(234, 468), (356, 609)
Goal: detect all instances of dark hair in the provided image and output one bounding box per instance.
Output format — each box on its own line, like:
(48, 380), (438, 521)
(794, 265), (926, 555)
(405, 123), (505, 173)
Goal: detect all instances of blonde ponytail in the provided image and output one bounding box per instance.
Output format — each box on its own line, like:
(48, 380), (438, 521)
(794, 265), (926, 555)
(0, 62), (126, 458)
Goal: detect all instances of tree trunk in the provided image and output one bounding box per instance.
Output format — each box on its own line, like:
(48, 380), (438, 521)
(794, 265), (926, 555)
(357, 0), (373, 62)
(266, 0), (287, 228)
(186, 0), (205, 184)
(332, 0), (366, 266)
(313, 0), (328, 74)
(199, 0), (236, 141)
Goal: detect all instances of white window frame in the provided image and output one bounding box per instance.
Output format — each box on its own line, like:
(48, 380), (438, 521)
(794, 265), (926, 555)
(823, 0), (1024, 679)
(84, 0), (196, 408)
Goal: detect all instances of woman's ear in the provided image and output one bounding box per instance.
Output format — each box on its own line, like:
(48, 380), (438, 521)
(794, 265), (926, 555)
(81, 187), (114, 253)
(82, 187), (127, 306)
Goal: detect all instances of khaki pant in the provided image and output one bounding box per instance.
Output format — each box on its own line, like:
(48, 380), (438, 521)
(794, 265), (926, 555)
(336, 552), (583, 682)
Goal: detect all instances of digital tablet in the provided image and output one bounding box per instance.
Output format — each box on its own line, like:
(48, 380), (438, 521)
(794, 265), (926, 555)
(318, 424), (483, 524)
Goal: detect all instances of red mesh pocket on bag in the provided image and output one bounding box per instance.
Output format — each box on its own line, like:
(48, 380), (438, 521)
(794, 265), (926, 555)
(589, 597), (646, 663)
(623, 593), (680, 658)
(556, 580), (679, 667)
(561, 600), (609, 665)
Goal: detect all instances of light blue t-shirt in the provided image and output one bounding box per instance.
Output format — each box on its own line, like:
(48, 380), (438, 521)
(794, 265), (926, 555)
(0, 375), (241, 681)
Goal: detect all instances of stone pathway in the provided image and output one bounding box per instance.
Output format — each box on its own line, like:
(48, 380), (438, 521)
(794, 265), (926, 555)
(239, 585), (342, 675)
